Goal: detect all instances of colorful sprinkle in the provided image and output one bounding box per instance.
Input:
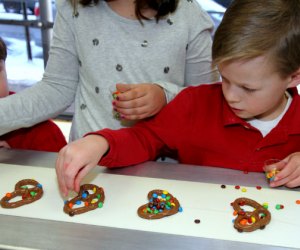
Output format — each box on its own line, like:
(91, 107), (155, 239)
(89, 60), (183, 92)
(221, 184), (226, 189)
(235, 185), (240, 190)
(262, 202), (269, 209)
(275, 204), (284, 210)
(5, 193), (12, 198)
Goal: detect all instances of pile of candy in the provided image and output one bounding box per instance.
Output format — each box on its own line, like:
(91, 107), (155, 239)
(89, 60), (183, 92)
(112, 90), (121, 120)
(138, 189), (182, 219)
(265, 169), (280, 182)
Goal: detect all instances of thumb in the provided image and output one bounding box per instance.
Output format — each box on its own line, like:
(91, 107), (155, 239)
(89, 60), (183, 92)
(116, 83), (134, 93)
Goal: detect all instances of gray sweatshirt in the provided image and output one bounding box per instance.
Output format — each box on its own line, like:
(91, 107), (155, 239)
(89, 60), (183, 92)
(0, 0), (219, 141)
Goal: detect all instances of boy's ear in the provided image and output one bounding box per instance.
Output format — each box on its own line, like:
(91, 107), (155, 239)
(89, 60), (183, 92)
(287, 67), (300, 88)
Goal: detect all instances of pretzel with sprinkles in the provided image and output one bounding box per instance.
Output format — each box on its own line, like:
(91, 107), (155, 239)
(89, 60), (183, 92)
(63, 184), (105, 216)
(0, 179), (43, 208)
(231, 197), (271, 232)
(137, 189), (183, 219)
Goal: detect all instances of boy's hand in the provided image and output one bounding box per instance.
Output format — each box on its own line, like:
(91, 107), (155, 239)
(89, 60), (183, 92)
(0, 140), (10, 148)
(263, 153), (300, 188)
(112, 83), (166, 120)
(55, 135), (109, 196)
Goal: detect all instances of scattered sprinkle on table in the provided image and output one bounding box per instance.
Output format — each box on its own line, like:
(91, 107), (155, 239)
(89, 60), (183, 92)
(275, 204), (284, 210)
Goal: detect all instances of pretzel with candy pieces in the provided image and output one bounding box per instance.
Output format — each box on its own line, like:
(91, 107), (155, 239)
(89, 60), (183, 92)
(231, 197), (271, 232)
(0, 179), (43, 208)
(137, 189), (182, 219)
(64, 184), (105, 216)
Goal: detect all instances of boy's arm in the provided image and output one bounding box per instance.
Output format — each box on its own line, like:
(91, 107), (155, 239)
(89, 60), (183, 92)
(93, 86), (197, 167)
(55, 87), (195, 195)
(0, 120), (67, 152)
(91, 123), (168, 167)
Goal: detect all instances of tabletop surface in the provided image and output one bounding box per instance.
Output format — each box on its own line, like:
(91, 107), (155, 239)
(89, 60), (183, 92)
(0, 148), (297, 250)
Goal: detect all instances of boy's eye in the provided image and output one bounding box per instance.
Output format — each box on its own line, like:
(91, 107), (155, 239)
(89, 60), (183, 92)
(242, 86), (256, 92)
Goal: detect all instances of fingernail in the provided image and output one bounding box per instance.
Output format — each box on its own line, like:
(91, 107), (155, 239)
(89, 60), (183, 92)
(112, 101), (116, 106)
(121, 115), (126, 119)
(116, 96), (120, 101)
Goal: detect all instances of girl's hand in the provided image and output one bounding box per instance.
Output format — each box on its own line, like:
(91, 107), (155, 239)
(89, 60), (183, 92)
(263, 152), (300, 188)
(55, 135), (109, 196)
(112, 83), (166, 120)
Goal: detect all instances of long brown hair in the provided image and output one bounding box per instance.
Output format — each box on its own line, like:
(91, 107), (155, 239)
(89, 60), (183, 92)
(0, 37), (7, 61)
(71, 0), (179, 22)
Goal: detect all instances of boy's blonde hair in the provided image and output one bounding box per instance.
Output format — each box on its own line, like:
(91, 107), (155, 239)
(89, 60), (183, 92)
(212, 0), (300, 78)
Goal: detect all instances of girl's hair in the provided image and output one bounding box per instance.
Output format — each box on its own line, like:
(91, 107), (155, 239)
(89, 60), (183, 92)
(71, 0), (179, 22)
(212, 0), (300, 78)
(0, 37), (7, 61)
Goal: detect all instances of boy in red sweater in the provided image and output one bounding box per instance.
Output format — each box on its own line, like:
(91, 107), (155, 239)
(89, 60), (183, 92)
(56, 0), (300, 195)
(0, 37), (67, 152)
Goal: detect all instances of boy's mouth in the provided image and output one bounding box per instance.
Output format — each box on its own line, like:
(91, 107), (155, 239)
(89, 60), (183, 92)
(230, 107), (242, 112)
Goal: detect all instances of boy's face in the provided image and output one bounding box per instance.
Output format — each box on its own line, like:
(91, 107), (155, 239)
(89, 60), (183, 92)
(0, 60), (9, 98)
(219, 56), (293, 121)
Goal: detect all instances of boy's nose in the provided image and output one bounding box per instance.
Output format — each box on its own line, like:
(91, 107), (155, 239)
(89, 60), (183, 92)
(225, 87), (240, 104)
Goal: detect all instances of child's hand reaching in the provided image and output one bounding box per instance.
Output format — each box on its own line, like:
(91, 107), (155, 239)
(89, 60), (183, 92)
(264, 153), (300, 188)
(0, 140), (10, 148)
(55, 135), (109, 196)
(112, 83), (167, 120)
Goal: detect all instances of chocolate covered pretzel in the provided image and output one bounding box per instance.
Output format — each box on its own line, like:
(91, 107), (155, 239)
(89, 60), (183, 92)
(137, 189), (182, 219)
(0, 179), (43, 208)
(231, 197), (271, 232)
(64, 184), (105, 216)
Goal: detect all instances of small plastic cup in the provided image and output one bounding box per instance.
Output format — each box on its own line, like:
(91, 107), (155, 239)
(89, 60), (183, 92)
(264, 159), (282, 182)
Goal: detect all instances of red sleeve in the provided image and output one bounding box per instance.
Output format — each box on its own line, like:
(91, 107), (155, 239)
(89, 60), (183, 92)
(87, 87), (196, 168)
(2, 120), (67, 152)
